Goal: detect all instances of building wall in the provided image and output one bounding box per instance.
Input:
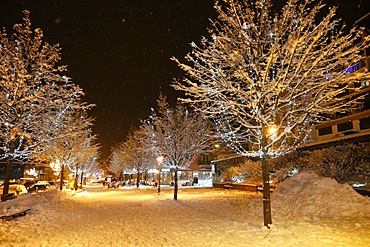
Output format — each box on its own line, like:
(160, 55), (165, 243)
(312, 109), (370, 142)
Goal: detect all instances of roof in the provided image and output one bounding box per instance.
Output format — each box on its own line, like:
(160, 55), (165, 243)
(355, 12), (370, 26)
(297, 131), (370, 151)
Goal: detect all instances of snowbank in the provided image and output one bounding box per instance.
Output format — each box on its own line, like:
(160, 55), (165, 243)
(271, 170), (370, 218)
(0, 189), (74, 216)
(0, 172), (369, 246)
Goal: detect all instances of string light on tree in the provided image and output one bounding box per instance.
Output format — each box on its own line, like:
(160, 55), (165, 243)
(172, 0), (370, 227)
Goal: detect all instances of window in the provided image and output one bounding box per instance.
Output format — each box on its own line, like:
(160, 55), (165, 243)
(361, 80), (370, 88)
(360, 117), (370, 130)
(202, 154), (209, 163)
(337, 121), (353, 132)
(346, 61), (365, 73)
(354, 80), (370, 89)
(178, 170), (192, 180)
(318, 126), (332, 136)
(198, 171), (211, 179)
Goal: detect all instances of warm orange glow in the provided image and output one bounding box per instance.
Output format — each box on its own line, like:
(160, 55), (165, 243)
(156, 156), (164, 165)
(267, 125), (278, 138)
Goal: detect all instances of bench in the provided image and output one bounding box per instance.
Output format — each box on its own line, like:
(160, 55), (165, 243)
(0, 209), (30, 221)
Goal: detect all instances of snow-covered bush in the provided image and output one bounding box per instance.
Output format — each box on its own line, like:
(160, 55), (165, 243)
(270, 151), (306, 183)
(303, 144), (364, 183)
(220, 160), (262, 183)
(241, 160), (262, 184)
(220, 166), (242, 183)
(270, 143), (370, 183)
(358, 142), (370, 177)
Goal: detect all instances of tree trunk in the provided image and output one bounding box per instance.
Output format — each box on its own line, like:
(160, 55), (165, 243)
(80, 172), (84, 187)
(261, 126), (272, 227)
(136, 170), (140, 188)
(157, 168), (161, 193)
(74, 170), (78, 190)
(1, 142), (16, 201)
(1, 157), (13, 201)
(174, 166), (178, 200)
(59, 164), (65, 190)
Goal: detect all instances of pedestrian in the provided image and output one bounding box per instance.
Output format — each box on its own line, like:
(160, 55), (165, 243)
(69, 180), (75, 190)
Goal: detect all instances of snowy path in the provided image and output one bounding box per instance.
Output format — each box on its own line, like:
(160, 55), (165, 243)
(0, 184), (370, 246)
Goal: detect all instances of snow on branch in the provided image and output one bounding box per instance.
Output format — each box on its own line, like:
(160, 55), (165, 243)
(172, 0), (370, 157)
(0, 11), (94, 161)
(142, 93), (210, 169)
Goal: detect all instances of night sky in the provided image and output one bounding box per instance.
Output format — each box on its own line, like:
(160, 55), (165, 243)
(1, 0), (369, 161)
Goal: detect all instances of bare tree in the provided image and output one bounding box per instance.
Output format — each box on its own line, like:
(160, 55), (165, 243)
(66, 132), (100, 190)
(113, 127), (154, 188)
(109, 144), (125, 177)
(143, 94), (209, 200)
(109, 143), (137, 179)
(0, 11), (92, 200)
(172, 0), (370, 226)
(35, 112), (99, 190)
(78, 150), (100, 187)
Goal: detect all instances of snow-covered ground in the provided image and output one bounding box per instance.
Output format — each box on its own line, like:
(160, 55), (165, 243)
(1, 171), (370, 247)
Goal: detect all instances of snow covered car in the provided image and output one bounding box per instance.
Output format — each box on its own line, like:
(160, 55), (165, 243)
(107, 179), (120, 189)
(28, 181), (51, 194)
(23, 181), (36, 191)
(103, 176), (120, 189)
(0, 183), (28, 197)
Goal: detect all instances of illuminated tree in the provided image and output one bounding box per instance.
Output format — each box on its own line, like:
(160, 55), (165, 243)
(71, 138), (100, 189)
(0, 11), (92, 200)
(172, 0), (370, 226)
(35, 112), (99, 190)
(65, 133), (100, 190)
(109, 145), (123, 176)
(77, 151), (100, 187)
(64, 127), (100, 189)
(113, 127), (154, 188)
(109, 144), (132, 179)
(143, 94), (209, 200)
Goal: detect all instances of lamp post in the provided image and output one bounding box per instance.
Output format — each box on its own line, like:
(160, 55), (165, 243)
(156, 156), (163, 193)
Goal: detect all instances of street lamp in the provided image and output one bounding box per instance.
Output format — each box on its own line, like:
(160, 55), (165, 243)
(267, 125), (278, 140)
(156, 156), (163, 193)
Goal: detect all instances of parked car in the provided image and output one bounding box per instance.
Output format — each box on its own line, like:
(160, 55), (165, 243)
(0, 182), (28, 197)
(23, 181), (36, 192)
(107, 178), (120, 189)
(28, 181), (51, 194)
(103, 176), (120, 189)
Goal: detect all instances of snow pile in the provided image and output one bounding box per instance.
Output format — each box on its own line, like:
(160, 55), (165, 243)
(1, 180), (370, 246)
(272, 170), (370, 218)
(0, 188), (73, 216)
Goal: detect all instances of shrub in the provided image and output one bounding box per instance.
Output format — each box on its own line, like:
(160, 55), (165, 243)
(220, 166), (242, 183)
(220, 159), (262, 183)
(241, 160), (262, 183)
(270, 142), (370, 183)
